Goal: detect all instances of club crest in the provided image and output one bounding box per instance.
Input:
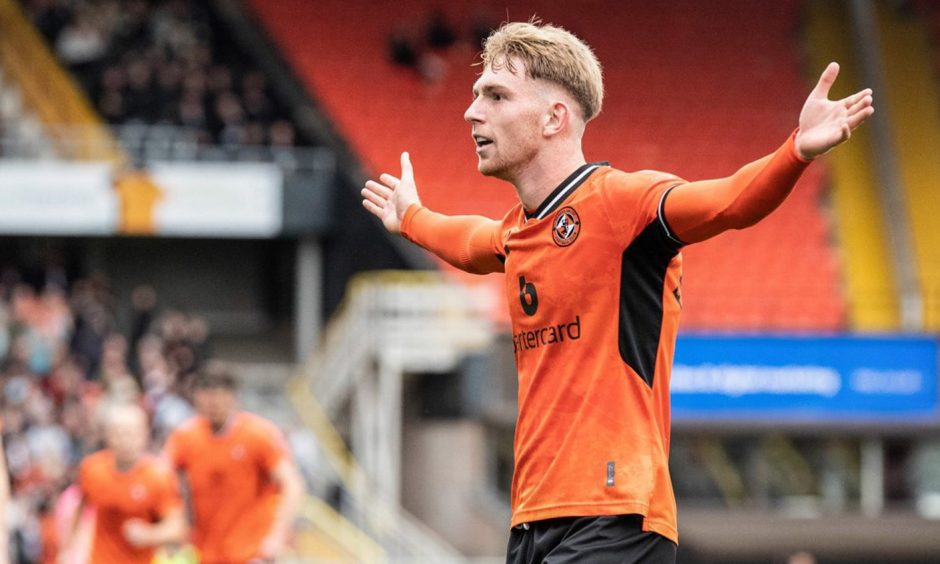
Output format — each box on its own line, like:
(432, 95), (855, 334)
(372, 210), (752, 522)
(552, 207), (581, 247)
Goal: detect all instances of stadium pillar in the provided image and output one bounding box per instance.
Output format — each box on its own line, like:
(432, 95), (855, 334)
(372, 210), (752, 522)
(848, 0), (923, 331)
(861, 438), (884, 517)
(377, 353), (403, 505)
(295, 237), (322, 362)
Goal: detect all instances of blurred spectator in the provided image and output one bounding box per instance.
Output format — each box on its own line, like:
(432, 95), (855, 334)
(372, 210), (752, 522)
(470, 16), (495, 49)
(54, 9), (106, 76)
(124, 58), (157, 123)
(269, 119), (295, 148)
(214, 91), (246, 147)
(426, 11), (456, 50)
(24, 0), (70, 46)
(389, 29), (419, 68)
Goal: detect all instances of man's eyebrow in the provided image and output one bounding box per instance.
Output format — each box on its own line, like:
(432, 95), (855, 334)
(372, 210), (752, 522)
(472, 84), (502, 96)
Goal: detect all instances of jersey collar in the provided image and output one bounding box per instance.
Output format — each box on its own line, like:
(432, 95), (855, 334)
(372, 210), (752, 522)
(524, 162), (608, 221)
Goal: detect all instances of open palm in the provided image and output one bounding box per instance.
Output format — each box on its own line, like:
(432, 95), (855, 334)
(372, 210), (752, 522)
(795, 62), (874, 160)
(361, 152), (421, 234)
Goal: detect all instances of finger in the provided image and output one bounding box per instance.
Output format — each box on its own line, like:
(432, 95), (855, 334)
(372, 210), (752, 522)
(400, 151), (414, 182)
(812, 62), (840, 99)
(846, 94), (873, 117)
(362, 198), (385, 218)
(379, 173), (400, 188)
(842, 88), (873, 108)
(361, 187), (389, 208)
(364, 179), (392, 199)
(846, 105), (875, 130)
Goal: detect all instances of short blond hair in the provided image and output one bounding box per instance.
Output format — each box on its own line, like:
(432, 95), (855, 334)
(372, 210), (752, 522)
(481, 20), (604, 121)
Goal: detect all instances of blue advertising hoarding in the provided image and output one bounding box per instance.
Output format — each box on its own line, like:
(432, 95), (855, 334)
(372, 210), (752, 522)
(671, 335), (939, 424)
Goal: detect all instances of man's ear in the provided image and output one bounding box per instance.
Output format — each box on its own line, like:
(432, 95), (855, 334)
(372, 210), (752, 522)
(543, 101), (571, 138)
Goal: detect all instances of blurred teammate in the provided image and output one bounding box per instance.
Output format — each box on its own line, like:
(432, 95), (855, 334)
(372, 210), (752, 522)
(164, 363), (303, 564)
(362, 21), (874, 563)
(62, 403), (185, 564)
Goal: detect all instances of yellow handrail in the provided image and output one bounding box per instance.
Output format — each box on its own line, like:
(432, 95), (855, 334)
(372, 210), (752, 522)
(297, 496), (387, 563)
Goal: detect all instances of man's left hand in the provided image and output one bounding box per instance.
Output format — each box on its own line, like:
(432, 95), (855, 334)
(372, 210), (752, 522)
(795, 62), (874, 160)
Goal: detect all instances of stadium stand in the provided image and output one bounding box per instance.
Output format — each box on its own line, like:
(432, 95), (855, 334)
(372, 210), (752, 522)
(250, 0), (846, 331)
(17, 0), (300, 155)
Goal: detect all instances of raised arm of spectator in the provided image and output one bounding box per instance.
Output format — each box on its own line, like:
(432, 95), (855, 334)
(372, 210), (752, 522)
(663, 62), (874, 244)
(361, 152), (505, 274)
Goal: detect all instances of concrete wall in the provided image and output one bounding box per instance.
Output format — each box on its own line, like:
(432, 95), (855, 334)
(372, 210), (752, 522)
(401, 419), (509, 558)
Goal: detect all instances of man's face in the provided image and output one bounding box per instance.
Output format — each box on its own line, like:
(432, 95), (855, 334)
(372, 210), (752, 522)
(193, 386), (237, 427)
(106, 408), (148, 465)
(464, 59), (549, 180)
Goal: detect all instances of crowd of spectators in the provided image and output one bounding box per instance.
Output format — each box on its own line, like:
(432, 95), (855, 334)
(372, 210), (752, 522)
(20, 0), (297, 149)
(0, 265), (209, 563)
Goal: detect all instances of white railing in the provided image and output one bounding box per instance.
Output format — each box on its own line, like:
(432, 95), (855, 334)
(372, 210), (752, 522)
(311, 272), (493, 414)
(291, 271), (497, 562)
(0, 123), (333, 173)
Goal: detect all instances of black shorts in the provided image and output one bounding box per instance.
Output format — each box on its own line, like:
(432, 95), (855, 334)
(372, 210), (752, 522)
(506, 514), (677, 564)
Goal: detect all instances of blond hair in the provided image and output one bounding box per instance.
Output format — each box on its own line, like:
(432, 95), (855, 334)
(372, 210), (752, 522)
(481, 20), (604, 121)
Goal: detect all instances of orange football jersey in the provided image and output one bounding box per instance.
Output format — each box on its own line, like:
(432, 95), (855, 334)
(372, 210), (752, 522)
(407, 164), (684, 541)
(164, 412), (287, 564)
(78, 450), (181, 564)
(401, 134), (809, 544)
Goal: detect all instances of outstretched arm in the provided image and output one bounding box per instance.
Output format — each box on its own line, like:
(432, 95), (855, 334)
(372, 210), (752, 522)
(257, 459), (305, 560)
(664, 62), (874, 244)
(362, 153), (504, 274)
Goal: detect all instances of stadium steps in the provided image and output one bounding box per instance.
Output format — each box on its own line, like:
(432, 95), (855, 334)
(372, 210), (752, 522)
(0, 0), (122, 162)
(875, 3), (940, 331)
(804, 1), (902, 331)
(250, 0), (846, 331)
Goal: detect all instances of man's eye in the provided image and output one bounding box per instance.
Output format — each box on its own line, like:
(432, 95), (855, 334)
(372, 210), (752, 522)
(492, 93), (502, 101)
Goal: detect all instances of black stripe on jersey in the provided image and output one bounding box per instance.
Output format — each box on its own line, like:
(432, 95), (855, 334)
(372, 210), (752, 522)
(657, 184), (688, 247)
(618, 218), (682, 387)
(526, 162), (609, 221)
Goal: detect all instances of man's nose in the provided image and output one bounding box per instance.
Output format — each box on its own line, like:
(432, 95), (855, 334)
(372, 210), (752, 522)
(464, 98), (482, 123)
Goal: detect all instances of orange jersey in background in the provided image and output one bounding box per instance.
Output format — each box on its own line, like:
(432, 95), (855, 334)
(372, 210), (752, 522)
(164, 412), (287, 564)
(78, 450), (181, 564)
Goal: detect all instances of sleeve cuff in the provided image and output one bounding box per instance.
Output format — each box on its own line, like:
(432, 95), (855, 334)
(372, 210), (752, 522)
(400, 204), (425, 241)
(789, 128), (813, 164)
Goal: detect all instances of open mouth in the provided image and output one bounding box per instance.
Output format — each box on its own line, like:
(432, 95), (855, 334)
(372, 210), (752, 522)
(473, 135), (493, 148)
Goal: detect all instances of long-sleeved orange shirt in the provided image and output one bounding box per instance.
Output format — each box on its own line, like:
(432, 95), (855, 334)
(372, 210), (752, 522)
(401, 132), (809, 543)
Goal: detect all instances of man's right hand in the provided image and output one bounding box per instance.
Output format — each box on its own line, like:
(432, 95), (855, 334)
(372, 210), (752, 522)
(361, 151), (421, 234)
